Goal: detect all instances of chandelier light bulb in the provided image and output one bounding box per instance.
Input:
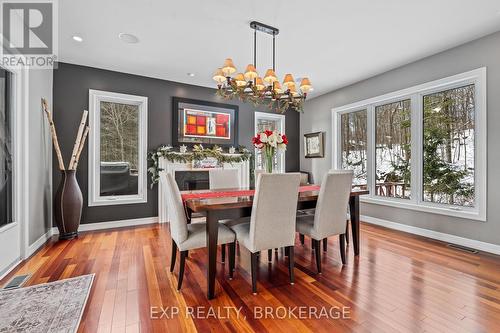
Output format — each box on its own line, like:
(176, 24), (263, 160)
(255, 77), (265, 90)
(213, 68), (226, 84)
(222, 58), (237, 77)
(234, 73), (247, 87)
(263, 69), (278, 84)
(299, 77), (312, 93)
(282, 74), (295, 88)
(244, 64), (258, 81)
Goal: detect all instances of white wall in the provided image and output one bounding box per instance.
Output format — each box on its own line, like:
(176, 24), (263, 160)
(27, 68), (53, 246)
(301, 30), (500, 247)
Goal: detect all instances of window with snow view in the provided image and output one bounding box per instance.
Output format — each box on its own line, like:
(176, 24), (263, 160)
(423, 85), (475, 207)
(375, 99), (411, 199)
(333, 68), (486, 220)
(340, 110), (367, 186)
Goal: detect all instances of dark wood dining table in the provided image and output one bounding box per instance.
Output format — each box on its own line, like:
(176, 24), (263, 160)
(182, 186), (369, 299)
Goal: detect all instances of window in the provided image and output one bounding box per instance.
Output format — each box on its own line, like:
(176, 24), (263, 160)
(375, 100), (411, 199)
(0, 69), (12, 227)
(333, 68), (486, 220)
(89, 90), (148, 206)
(423, 85), (475, 207)
(254, 112), (285, 173)
(340, 110), (367, 186)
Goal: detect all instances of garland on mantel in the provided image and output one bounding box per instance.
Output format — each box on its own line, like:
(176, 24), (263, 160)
(148, 144), (252, 187)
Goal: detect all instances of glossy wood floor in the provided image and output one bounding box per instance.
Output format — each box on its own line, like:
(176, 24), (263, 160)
(2, 222), (500, 333)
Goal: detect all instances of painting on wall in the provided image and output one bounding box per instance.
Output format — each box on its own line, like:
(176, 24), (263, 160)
(304, 132), (325, 158)
(173, 97), (238, 147)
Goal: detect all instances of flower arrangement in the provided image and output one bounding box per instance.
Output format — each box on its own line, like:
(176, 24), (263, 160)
(252, 130), (288, 173)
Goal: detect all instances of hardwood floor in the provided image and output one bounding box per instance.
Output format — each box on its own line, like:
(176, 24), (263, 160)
(2, 222), (500, 332)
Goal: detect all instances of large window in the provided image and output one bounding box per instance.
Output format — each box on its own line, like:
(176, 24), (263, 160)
(333, 68), (486, 220)
(89, 90), (148, 206)
(0, 69), (12, 227)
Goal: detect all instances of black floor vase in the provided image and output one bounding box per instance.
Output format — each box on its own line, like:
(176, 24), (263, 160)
(54, 170), (82, 240)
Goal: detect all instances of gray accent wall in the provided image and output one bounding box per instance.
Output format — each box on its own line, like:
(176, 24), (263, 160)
(28, 69), (53, 245)
(53, 62), (300, 224)
(301, 31), (500, 246)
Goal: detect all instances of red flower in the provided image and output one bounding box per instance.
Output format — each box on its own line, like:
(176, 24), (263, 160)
(264, 130), (273, 137)
(252, 136), (262, 146)
(282, 134), (288, 144)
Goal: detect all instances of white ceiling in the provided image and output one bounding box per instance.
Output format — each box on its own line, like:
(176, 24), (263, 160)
(59, 0), (500, 98)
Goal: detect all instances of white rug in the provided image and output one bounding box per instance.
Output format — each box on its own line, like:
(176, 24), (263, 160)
(0, 274), (94, 333)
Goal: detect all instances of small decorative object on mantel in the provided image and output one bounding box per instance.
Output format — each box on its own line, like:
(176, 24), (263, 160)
(179, 144), (187, 153)
(148, 144), (252, 186)
(42, 98), (90, 240)
(229, 146), (236, 154)
(252, 130), (287, 173)
(213, 21), (312, 113)
(304, 132), (325, 158)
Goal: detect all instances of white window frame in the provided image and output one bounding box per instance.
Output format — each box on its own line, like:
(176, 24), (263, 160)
(254, 111), (286, 173)
(332, 68), (487, 221)
(88, 89), (148, 206)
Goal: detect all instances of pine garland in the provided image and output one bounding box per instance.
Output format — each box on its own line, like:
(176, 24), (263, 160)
(148, 144), (252, 187)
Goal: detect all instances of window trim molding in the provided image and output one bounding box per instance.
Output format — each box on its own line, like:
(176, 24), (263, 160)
(254, 111), (286, 173)
(332, 68), (487, 221)
(88, 89), (148, 207)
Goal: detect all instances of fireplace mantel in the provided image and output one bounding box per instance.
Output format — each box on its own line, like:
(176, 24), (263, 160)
(158, 155), (250, 223)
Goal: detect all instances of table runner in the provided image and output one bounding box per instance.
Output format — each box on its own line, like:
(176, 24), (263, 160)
(181, 185), (320, 202)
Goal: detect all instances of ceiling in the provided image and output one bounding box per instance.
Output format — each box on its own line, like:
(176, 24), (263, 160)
(59, 0), (500, 98)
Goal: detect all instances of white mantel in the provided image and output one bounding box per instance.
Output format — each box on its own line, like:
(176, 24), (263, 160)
(158, 156), (250, 223)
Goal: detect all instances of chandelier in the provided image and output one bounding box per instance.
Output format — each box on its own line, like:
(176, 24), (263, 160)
(213, 21), (312, 113)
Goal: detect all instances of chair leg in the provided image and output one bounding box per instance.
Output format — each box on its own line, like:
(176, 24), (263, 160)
(323, 238), (328, 251)
(339, 234), (346, 265)
(228, 242), (236, 279)
(299, 234), (305, 245)
(287, 246), (295, 285)
(177, 251), (188, 290)
(314, 240), (322, 274)
(221, 244), (226, 264)
(267, 249), (272, 263)
(251, 252), (259, 294)
(170, 241), (177, 272)
(345, 220), (350, 244)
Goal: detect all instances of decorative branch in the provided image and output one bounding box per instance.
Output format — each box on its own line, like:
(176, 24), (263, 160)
(68, 110), (89, 170)
(41, 98), (66, 170)
(71, 126), (89, 170)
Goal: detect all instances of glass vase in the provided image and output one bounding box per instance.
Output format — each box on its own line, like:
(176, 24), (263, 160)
(264, 146), (275, 174)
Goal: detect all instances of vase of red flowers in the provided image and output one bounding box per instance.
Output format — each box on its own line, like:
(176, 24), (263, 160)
(252, 130), (288, 173)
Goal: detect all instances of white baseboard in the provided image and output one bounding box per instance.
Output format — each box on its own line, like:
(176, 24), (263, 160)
(0, 259), (21, 281)
(51, 216), (159, 235)
(361, 215), (500, 255)
(27, 229), (54, 258)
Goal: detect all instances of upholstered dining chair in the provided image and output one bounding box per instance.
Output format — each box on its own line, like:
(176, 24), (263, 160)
(208, 168), (241, 263)
(209, 168), (241, 189)
(163, 173), (236, 290)
(226, 173), (301, 294)
(296, 170), (353, 273)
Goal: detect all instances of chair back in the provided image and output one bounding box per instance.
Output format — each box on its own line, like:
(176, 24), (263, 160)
(209, 169), (240, 189)
(249, 173), (301, 252)
(314, 170), (353, 238)
(163, 173), (188, 244)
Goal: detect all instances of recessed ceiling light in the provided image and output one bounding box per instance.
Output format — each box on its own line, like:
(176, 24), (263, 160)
(118, 33), (139, 44)
(72, 35), (83, 42)
(187, 73), (195, 77)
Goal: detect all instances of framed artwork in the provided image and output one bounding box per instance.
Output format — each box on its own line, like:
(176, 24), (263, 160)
(304, 132), (325, 158)
(173, 97), (238, 147)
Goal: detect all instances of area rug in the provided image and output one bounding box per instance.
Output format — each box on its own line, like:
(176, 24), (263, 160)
(0, 274), (94, 333)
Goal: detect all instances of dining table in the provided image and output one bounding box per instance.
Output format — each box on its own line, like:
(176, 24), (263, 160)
(181, 185), (369, 299)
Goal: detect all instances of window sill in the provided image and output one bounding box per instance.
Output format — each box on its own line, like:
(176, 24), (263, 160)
(360, 196), (485, 222)
(88, 196), (147, 207)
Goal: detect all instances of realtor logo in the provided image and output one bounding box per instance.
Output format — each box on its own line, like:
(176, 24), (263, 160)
(0, 0), (58, 68)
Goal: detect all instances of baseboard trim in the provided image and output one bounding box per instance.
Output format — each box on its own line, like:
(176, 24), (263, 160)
(27, 229), (54, 258)
(361, 215), (500, 255)
(51, 216), (159, 235)
(0, 259), (21, 281)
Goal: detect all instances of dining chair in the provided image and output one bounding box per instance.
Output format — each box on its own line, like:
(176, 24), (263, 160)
(208, 168), (242, 263)
(163, 173), (236, 290)
(226, 173), (301, 294)
(209, 168), (241, 189)
(296, 170), (353, 273)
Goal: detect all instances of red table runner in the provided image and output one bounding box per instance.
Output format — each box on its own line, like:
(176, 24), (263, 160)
(181, 185), (320, 202)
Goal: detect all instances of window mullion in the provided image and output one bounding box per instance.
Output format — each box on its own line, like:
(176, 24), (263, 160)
(367, 105), (376, 198)
(410, 94), (421, 204)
